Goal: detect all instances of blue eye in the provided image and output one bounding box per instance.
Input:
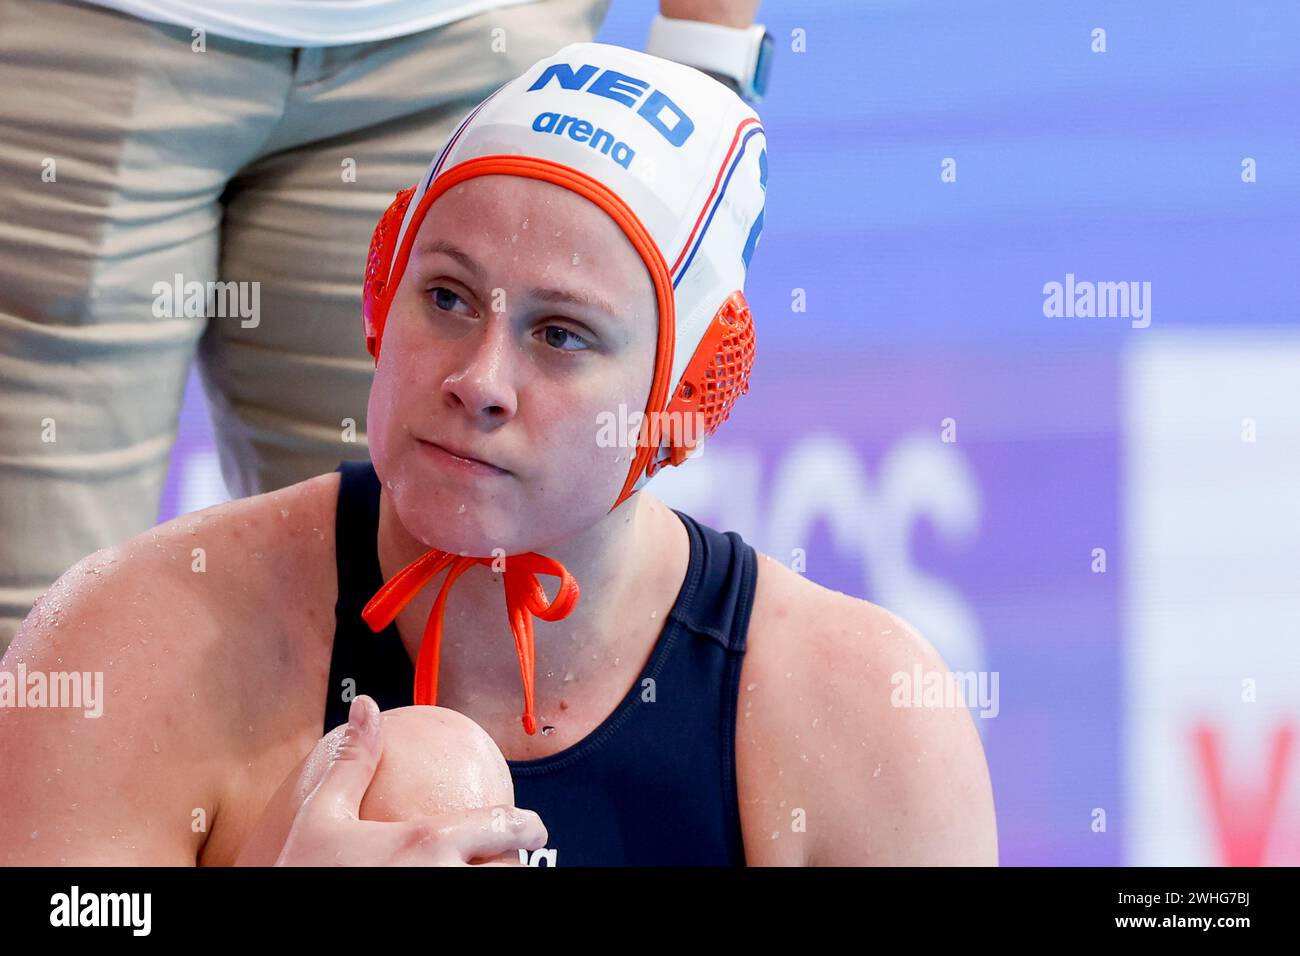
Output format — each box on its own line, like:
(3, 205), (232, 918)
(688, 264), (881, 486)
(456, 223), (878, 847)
(541, 325), (590, 352)
(429, 286), (473, 315)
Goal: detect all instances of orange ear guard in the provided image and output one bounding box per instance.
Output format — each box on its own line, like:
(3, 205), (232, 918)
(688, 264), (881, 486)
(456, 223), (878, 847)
(362, 185), (415, 362)
(644, 289), (756, 476)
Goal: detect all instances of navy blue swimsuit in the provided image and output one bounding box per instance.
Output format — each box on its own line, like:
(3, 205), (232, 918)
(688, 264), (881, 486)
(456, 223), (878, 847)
(322, 460), (757, 866)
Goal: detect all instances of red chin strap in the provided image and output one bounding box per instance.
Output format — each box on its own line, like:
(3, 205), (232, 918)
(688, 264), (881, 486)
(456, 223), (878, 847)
(361, 549), (579, 735)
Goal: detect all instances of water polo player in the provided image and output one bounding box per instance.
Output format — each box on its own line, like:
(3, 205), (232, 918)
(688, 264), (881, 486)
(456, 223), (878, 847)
(0, 41), (997, 866)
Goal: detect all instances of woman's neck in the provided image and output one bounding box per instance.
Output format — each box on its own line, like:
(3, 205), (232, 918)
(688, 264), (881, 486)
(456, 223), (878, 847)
(375, 486), (689, 717)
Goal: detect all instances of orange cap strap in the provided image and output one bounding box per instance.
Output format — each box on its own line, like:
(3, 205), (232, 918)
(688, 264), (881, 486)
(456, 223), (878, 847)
(361, 548), (580, 735)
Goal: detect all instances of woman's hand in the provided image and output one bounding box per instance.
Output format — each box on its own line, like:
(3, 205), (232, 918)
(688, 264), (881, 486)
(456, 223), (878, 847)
(243, 696), (547, 866)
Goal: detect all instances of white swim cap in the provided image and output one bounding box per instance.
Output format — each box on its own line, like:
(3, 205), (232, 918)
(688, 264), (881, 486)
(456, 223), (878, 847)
(363, 40), (769, 508)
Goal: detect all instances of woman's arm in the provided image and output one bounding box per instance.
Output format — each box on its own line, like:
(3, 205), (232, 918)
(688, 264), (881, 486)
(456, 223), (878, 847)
(0, 551), (223, 865)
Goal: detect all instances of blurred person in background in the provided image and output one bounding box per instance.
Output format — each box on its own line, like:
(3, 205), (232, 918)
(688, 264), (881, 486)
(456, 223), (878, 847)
(0, 0), (767, 656)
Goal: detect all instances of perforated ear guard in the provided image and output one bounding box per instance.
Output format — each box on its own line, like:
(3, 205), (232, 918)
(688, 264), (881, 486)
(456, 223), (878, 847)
(644, 289), (755, 475)
(362, 186), (415, 361)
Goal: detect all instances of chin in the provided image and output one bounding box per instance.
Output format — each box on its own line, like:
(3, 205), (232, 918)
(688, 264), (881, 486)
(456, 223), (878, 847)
(388, 476), (521, 557)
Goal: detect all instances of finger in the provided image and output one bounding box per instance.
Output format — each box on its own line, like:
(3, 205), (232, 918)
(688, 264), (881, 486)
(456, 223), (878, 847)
(471, 850), (528, 867)
(410, 805), (548, 863)
(314, 695), (384, 818)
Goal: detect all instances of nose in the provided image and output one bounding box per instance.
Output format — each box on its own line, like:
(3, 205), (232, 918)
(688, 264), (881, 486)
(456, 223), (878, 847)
(440, 315), (518, 425)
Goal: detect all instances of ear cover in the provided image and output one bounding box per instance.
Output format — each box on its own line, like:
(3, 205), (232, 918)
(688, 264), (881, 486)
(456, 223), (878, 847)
(362, 186), (416, 362)
(646, 289), (756, 477)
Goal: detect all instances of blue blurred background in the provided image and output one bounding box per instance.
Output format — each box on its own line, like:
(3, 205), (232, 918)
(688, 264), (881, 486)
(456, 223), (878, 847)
(160, 1), (1300, 865)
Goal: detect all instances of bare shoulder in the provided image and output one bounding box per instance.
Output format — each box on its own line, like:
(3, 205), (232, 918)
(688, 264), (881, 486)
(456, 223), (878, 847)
(0, 471), (342, 864)
(735, 551), (998, 866)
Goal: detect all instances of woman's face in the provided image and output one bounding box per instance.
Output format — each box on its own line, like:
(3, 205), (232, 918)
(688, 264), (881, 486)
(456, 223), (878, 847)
(368, 174), (659, 556)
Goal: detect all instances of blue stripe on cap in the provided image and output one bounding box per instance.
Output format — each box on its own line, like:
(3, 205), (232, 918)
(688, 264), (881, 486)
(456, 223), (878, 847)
(672, 126), (766, 291)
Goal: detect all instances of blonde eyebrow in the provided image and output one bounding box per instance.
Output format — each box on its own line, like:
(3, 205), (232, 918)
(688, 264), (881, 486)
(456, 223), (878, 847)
(527, 286), (620, 322)
(417, 239), (620, 321)
(416, 239), (486, 283)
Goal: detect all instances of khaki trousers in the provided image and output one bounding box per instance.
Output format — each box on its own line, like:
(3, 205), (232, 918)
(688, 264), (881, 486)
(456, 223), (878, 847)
(0, 0), (611, 653)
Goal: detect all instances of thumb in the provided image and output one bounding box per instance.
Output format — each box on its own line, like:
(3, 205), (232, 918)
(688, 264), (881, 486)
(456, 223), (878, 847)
(316, 695), (384, 818)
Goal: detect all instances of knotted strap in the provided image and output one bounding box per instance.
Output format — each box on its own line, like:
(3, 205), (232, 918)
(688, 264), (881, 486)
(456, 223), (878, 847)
(361, 548), (580, 735)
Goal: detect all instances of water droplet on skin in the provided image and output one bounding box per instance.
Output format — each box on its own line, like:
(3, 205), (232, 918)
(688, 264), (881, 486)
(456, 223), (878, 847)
(152, 741), (160, 754)
(873, 764), (882, 778)
(563, 671), (574, 682)
(521, 218), (529, 230)
(540, 725), (556, 736)
(546, 671), (554, 679)
(457, 503), (466, 514)
(571, 253), (580, 265)
(280, 508), (289, 518)
(649, 610), (657, 619)
(746, 683), (757, 692)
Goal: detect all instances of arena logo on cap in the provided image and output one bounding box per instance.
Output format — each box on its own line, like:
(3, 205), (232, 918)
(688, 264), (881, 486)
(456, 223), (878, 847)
(526, 62), (695, 148)
(530, 111), (636, 170)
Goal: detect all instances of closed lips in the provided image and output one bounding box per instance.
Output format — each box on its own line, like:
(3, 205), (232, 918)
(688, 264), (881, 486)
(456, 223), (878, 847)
(421, 438), (508, 473)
